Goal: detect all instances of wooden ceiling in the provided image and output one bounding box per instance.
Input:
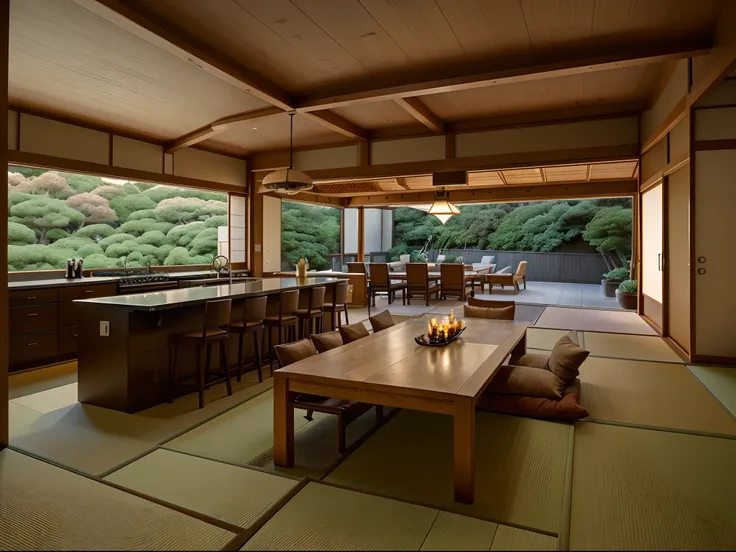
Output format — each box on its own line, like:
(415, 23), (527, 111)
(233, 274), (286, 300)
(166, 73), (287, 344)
(306, 159), (639, 197)
(7, 0), (726, 154)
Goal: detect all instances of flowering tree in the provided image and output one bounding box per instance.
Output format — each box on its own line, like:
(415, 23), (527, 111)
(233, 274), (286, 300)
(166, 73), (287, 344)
(12, 172), (75, 199)
(67, 193), (117, 225)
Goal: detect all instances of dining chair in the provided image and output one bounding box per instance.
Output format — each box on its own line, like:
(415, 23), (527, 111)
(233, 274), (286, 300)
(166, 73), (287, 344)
(440, 263), (473, 300)
(368, 263), (406, 306)
(406, 262), (440, 306)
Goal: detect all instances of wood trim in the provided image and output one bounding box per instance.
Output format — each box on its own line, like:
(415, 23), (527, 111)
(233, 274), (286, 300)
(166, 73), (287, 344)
(661, 173), (669, 337)
(693, 139), (736, 151)
(396, 177), (409, 190)
(165, 107), (283, 153)
(346, 180), (637, 207)
(75, 0), (293, 110)
(641, 97), (688, 154)
(300, 111), (367, 141)
(250, 170), (263, 277)
(640, 314), (663, 336)
(306, 145), (639, 183)
(357, 208), (365, 262)
(393, 97), (444, 133)
(8, 150), (246, 194)
(1, 0), (8, 449)
(264, 191), (343, 207)
(297, 39), (711, 111)
(666, 335), (691, 363)
(359, 140), (370, 167)
(445, 131), (455, 159)
(688, 106), (697, 362)
(691, 354), (736, 366)
(640, 157), (690, 191)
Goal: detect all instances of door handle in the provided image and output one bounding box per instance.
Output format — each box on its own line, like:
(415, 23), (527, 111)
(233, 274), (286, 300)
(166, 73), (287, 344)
(658, 254), (661, 271)
(27, 313), (38, 317)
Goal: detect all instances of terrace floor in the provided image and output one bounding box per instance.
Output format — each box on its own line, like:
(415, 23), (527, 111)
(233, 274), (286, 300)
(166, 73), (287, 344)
(482, 280), (622, 309)
(3, 304), (734, 551)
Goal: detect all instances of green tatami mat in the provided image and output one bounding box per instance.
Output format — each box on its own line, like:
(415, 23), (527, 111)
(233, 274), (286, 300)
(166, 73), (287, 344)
(570, 422), (736, 550)
(0, 449), (234, 550)
(105, 449), (298, 529)
(325, 409), (571, 534)
(689, 365), (736, 418)
(580, 357), (736, 436)
(241, 482), (437, 550)
(535, 307), (656, 335)
(526, 328), (574, 351)
(582, 332), (682, 362)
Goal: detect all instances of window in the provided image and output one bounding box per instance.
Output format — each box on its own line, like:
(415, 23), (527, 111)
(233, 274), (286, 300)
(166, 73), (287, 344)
(281, 201), (341, 271)
(7, 166), (228, 271)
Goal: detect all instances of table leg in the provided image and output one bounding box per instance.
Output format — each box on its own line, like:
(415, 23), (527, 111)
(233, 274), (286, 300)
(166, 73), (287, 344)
(273, 374), (295, 467)
(510, 332), (527, 365)
(453, 396), (476, 504)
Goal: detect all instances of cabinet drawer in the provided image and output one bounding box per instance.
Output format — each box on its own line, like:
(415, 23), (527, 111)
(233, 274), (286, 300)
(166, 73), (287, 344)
(9, 287), (58, 307)
(58, 326), (79, 356)
(9, 304), (58, 335)
(59, 282), (117, 302)
(10, 331), (58, 369)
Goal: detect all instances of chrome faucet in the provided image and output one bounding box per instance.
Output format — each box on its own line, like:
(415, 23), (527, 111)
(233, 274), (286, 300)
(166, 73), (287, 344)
(211, 255), (232, 284)
(121, 255), (130, 276)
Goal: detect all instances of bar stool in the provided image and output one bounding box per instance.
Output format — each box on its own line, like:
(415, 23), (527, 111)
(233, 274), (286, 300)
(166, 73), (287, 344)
(264, 289), (300, 369)
(323, 281), (350, 330)
(296, 286), (326, 338)
(229, 296), (267, 383)
(168, 298), (233, 409)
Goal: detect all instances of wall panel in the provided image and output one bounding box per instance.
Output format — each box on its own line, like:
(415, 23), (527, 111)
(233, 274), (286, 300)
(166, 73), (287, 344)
(668, 115), (690, 165)
(262, 194), (282, 272)
(695, 107), (736, 140)
(112, 136), (163, 173)
(371, 135), (445, 165)
(640, 59), (688, 142)
(666, 167), (690, 354)
(229, 195), (247, 264)
(173, 147), (247, 188)
(343, 208), (359, 255)
(293, 145), (359, 171)
(456, 117), (637, 158)
(641, 139), (668, 185)
(7, 109), (17, 150)
(20, 114), (108, 164)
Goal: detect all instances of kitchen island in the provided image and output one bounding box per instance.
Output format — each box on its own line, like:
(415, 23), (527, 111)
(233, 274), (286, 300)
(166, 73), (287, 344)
(75, 277), (346, 413)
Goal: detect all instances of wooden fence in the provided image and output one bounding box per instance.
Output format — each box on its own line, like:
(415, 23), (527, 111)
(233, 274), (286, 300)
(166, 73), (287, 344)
(426, 249), (609, 284)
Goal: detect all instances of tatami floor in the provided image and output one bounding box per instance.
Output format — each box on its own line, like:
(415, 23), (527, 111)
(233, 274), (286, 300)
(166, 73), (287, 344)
(3, 299), (736, 551)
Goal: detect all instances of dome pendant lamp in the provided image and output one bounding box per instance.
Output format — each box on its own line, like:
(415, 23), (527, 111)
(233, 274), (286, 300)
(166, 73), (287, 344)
(262, 113), (313, 196)
(428, 190), (460, 224)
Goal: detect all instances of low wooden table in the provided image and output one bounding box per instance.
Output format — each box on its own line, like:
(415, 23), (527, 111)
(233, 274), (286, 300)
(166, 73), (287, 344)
(273, 317), (528, 504)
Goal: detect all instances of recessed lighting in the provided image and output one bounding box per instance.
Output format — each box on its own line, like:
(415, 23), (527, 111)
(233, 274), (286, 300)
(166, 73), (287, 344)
(252, 127), (258, 130)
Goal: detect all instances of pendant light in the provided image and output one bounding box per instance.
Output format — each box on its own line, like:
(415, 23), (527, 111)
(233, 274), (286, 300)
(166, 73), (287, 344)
(262, 113), (313, 196)
(428, 190), (460, 224)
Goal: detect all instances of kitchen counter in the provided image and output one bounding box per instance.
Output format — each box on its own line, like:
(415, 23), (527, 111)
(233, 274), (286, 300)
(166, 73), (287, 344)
(8, 276), (120, 290)
(75, 277), (341, 311)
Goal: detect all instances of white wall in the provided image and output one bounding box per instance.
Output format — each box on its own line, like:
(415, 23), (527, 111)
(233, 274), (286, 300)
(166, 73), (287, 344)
(363, 208), (384, 254)
(343, 208), (359, 255)
(262, 194), (282, 272)
(371, 135), (445, 165)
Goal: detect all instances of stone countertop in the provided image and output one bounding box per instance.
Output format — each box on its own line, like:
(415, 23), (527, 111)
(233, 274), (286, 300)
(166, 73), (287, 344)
(74, 277), (347, 311)
(8, 277), (121, 290)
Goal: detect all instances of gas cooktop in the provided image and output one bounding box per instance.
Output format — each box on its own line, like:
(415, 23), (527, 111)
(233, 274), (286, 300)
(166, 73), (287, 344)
(118, 275), (172, 286)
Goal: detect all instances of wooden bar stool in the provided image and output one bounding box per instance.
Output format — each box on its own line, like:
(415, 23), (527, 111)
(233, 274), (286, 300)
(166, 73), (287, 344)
(264, 289), (299, 369)
(168, 298), (233, 409)
(296, 286), (326, 338)
(229, 295), (267, 383)
(323, 281), (350, 330)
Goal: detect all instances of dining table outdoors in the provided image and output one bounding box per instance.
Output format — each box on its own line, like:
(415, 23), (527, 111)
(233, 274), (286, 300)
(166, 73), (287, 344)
(387, 268), (491, 293)
(273, 316), (529, 504)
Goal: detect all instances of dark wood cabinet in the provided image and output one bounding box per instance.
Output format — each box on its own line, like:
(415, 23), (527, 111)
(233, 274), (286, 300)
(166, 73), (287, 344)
(9, 281), (117, 372)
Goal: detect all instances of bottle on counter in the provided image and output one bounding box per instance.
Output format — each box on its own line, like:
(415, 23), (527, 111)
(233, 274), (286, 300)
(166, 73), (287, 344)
(65, 258), (75, 279)
(296, 258), (308, 279)
(74, 258), (84, 279)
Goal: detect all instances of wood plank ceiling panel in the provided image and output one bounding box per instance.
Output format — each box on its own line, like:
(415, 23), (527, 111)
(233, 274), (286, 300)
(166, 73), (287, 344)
(468, 171), (504, 187)
(543, 164), (589, 182)
(202, 112), (350, 154)
(10, 0), (272, 141)
(501, 168), (544, 184)
(421, 65), (657, 121)
(589, 160), (639, 179)
(330, 100), (423, 130)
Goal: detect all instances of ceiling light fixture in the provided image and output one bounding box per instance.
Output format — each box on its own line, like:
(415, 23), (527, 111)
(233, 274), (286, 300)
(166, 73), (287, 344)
(262, 113), (313, 196)
(428, 190), (460, 224)
(101, 177), (129, 185)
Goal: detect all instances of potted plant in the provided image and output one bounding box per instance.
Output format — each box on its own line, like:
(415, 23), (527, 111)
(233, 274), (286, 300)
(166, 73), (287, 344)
(615, 279), (638, 310)
(601, 267), (629, 297)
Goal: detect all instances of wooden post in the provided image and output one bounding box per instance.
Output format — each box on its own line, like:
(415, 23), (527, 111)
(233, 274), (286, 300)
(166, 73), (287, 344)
(357, 207), (365, 262)
(1, 0), (9, 448)
(249, 170), (264, 277)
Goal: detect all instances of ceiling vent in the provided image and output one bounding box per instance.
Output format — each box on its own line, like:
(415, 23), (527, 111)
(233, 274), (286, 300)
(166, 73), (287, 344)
(432, 171), (468, 187)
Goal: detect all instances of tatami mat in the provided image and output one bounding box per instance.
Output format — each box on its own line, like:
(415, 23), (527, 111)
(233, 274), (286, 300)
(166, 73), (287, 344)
(580, 357), (736, 436)
(689, 365), (736, 419)
(526, 328), (573, 351)
(535, 306), (657, 335)
(490, 526), (557, 551)
(0, 449), (235, 550)
(325, 409), (571, 534)
(242, 482), (438, 550)
(582, 332), (682, 362)
(9, 377), (272, 476)
(8, 361), (77, 400)
(570, 422), (736, 550)
(105, 449), (298, 529)
(420, 512), (497, 551)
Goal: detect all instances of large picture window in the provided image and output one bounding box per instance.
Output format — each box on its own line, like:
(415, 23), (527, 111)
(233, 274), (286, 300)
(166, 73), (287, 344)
(281, 201), (341, 271)
(7, 166), (228, 272)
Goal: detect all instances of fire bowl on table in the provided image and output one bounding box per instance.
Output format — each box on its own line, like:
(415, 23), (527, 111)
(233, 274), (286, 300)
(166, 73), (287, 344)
(414, 326), (466, 347)
(415, 314), (466, 347)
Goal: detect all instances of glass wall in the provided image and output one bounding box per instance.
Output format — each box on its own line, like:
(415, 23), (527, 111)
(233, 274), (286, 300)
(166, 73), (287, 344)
(281, 200), (341, 271)
(7, 165), (228, 271)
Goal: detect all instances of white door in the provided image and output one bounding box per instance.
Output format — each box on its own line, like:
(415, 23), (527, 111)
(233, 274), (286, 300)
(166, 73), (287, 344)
(642, 183), (664, 308)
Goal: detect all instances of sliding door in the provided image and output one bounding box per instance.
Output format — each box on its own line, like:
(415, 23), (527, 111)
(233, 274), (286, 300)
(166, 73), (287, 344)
(665, 168), (690, 354)
(641, 182), (664, 330)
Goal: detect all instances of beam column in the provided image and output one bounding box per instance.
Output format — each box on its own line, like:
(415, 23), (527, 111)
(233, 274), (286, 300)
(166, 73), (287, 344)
(357, 207), (365, 262)
(1, 0), (9, 448)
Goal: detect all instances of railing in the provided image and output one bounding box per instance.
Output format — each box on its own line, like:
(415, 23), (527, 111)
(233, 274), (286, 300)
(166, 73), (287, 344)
(426, 249), (609, 284)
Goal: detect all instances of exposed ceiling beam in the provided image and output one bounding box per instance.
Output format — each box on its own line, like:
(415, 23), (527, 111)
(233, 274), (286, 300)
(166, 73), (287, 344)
(166, 107), (283, 153)
(300, 111), (367, 140)
(345, 180), (638, 207)
(77, 0), (293, 110)
(396, 177), (410, 190)
(394, 97), (444, 133)
(297, 38), (711, 112)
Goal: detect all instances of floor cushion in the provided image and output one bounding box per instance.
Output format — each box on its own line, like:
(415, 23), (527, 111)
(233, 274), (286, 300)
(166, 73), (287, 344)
(369, 309), (395, 332)
(487, 365), (566, 399)
(310, 330), (343, 353)
(339, 322), (370, 343)
(478, 379), (589, 421)
(549, 335), (590, 384)
(463, 304), (515, 320)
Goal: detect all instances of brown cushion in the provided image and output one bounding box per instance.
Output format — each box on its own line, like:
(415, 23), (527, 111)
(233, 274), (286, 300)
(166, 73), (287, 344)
(549, 335), (590, 385)
(369, 309), (395, 332)
(339, 322), (370, 343)
(273, 339), (317, 367)
(478, 379), (589, 421)
(516, 353), (549, 370)
(463, 304), (515, 320)
(310, 330), (343, 353)
(488, 365), (566, 400)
